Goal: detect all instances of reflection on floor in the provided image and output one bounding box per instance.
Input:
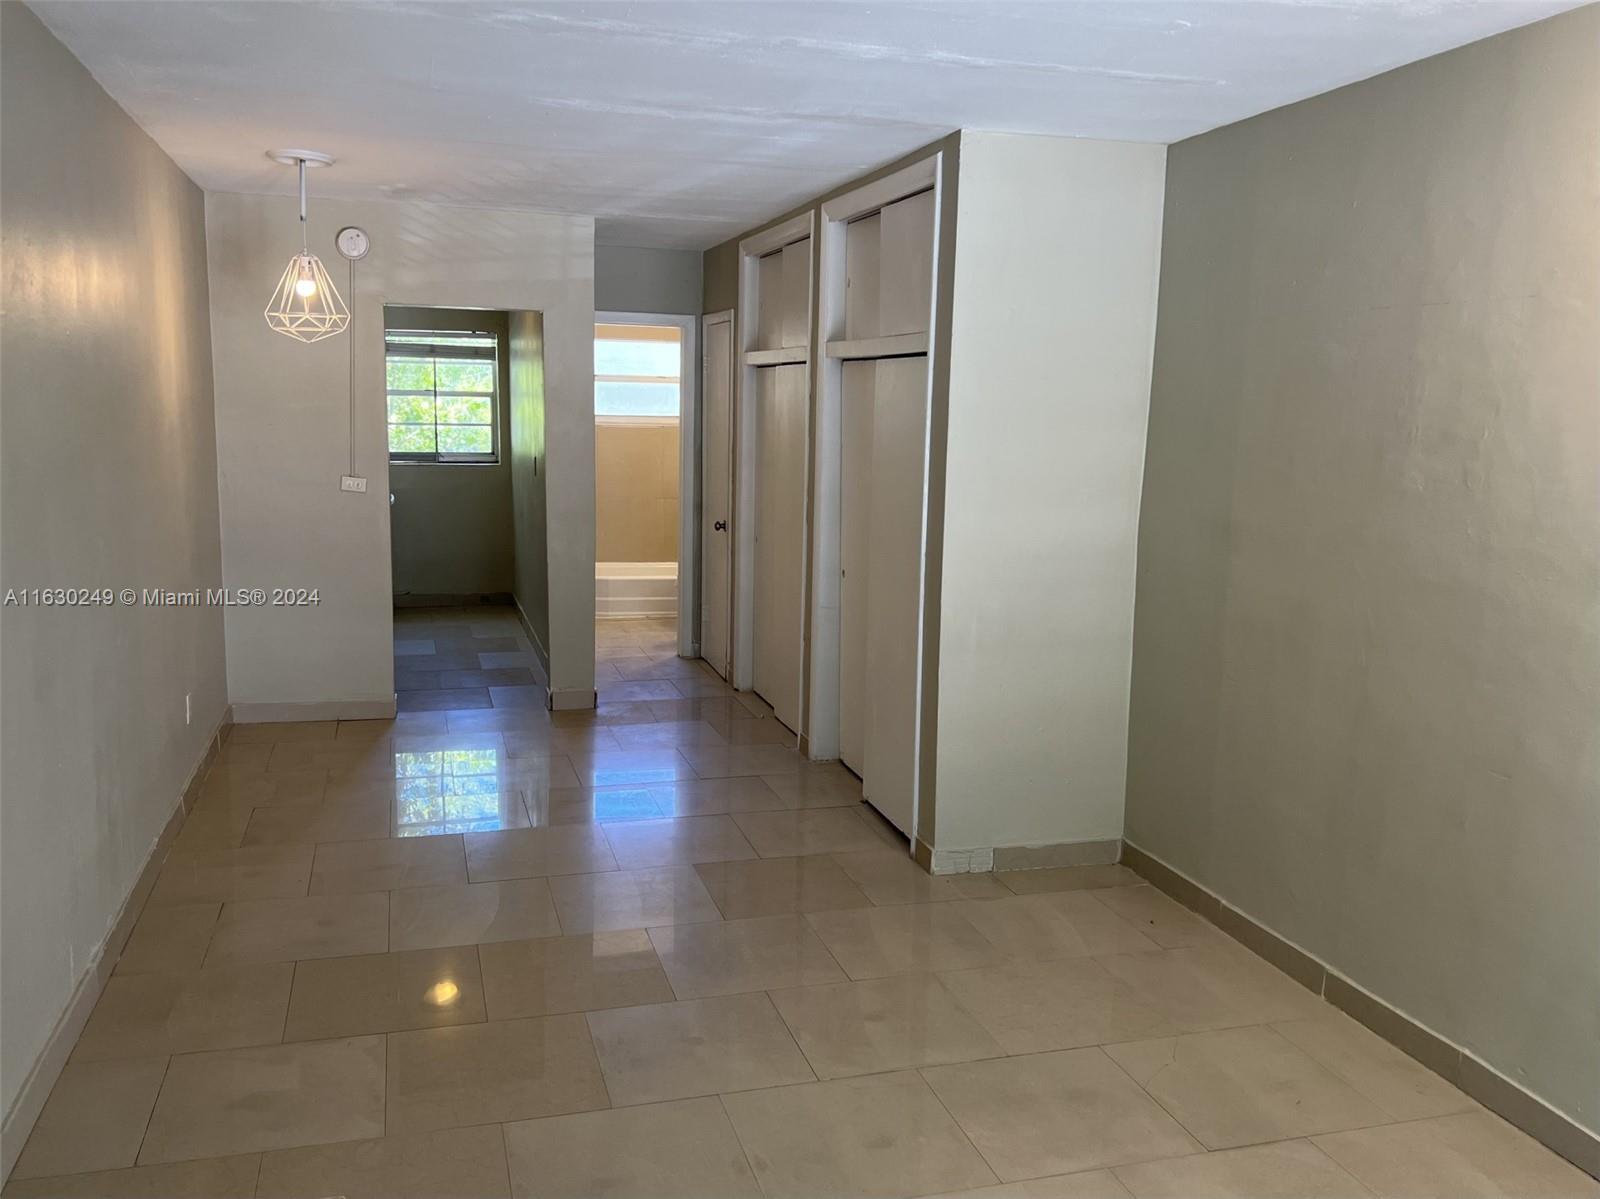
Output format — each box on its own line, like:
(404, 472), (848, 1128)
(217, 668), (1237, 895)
(7, 608), (1595, 1197)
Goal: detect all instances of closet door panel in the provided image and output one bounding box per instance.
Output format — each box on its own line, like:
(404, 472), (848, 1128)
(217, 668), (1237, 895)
(701, 319), (734, 679)
(780, 237), (811, 349)
(844, 213), (882, 341)
(755, 250), (784, 350)
(752, 364), (807, 732)
(878, 190), (936, 337)
(862, 355), (929, 836)
(837, 361), (874, 777)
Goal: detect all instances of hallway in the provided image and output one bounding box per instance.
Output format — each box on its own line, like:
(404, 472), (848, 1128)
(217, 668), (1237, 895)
(4, 613), (1592, 1197)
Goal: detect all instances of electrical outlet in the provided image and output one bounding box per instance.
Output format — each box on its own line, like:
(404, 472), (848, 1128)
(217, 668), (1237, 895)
(340, 475), (368, 493)
(185, 692), (191, 725)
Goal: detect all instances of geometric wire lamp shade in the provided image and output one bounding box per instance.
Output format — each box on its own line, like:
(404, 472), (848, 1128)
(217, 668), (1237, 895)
(264, 250), (349, 343)
(263, 150), (350, 343)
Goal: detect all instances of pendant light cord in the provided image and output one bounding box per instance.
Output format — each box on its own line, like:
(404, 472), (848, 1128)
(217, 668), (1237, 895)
(298, 158), (308, 253)
(347, 254), (356, 476)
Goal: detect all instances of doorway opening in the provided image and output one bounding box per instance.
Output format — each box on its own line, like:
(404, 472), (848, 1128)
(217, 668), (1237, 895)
(593, 312), (698, 658)
(386, 304), (551, 708)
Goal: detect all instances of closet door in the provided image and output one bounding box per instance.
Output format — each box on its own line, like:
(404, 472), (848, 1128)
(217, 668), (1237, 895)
(860, 355), (929, 835)
(700, 317), (733, 678)
(877, 190), (935, 337)
(753, 363), (806, 732)
(780, 237), (811, 349)
(837, 361), (873, 776)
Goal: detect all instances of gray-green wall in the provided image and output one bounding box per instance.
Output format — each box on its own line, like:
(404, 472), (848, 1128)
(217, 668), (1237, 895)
(386, 307), (514, 600)
(0, 0), (227, 1147)
(1128, 5), (1599, 1137)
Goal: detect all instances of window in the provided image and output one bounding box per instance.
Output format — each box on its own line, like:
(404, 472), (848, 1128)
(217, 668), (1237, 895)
(595, 323), (681, 423)
(386, 329), (499, 462)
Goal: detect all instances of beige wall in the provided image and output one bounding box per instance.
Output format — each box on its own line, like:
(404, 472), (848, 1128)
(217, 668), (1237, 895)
(596, 246), (703, 315)
(932, 132), (1166, 858)
(387, 307), (513, 599)
(596, 424), (680, 563)
(205, 194), (596, 713)
(0, 0), (226, 1144)
(1127, 6), (1599, 1138)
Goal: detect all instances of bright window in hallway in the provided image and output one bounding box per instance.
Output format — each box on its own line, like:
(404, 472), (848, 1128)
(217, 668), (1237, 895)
(386, 329), (500, 462)
(595, 323), (681, 424)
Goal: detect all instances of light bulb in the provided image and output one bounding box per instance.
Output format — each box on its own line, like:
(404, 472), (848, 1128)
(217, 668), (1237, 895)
(295, 275), (317, 298)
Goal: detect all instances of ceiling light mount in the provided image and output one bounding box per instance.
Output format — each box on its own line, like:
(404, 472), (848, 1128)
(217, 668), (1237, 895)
(266, 148), (334, 168)
(263, 149), (349, 343)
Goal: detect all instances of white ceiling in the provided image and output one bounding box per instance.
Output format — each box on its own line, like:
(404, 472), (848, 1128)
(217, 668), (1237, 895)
(32, 0), (1580, 250)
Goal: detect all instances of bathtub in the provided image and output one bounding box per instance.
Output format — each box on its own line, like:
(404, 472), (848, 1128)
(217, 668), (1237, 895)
(596, 561), (678, 619)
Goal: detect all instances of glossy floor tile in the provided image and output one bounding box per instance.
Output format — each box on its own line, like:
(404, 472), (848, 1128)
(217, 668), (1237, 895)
(1312, 1110), (1600, 1198)
(463, 824), (618, 881)
(769, 972), (1004, 1079)
(503, 1097), (761, 1198)
(16, 610), (1585, 1199)
(72, 962), (293, 1061)
(9, 1059), (169, 1180)
(477, 930), (675, 1019)
(256, 1125), (511, 1199)
(204, 891), (389, 965)
(585, 992), (815, 1106)
(1272, 1011), (1478, 1122)
(692, 853), (875, 919)
(649, 913), (846, 998)
(722, 1070), (999, 1198)
(389, 878), (561, 950)
(283, 945), (486, 1040)
(1104, 1026), (1386, 1149)
(805, 901), (1009, 979)
(139, 1037), (386, 1163)
(385, 1015), (609, 1133)
(935, 956), (1182, 1055)
(309, 833), (468, 894)
(923, 1048), (1203, 1180)
(953, 893), (1160, 960)
(111, 903), (219, 976)
(548, 864), (723, 933)
(601, 814), (759, 869)
(1, 1155), (261, 1199)
(731, 807), (888, 857)
(1113, 1140), (1371, 1198)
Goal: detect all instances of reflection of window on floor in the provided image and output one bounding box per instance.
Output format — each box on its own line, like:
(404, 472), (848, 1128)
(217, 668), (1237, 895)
(392, 748), (511, 835)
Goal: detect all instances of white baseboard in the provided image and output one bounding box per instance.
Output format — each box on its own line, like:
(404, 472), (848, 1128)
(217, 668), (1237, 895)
(1, 715), (229, 1183)
(549, 687), (598, 711)
(228, 697), (396, 723)
(920, 835), (1123, 876)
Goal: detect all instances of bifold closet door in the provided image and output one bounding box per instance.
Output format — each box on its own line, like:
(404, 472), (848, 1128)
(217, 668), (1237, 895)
(753, 363), (807, 732)
(701, 318), (733, 679)
(838, 361), (873, 775)
(840, 355), (929, 836)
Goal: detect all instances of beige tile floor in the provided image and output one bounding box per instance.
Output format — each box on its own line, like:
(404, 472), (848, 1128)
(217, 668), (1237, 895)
(7, 609), (1597, 1198)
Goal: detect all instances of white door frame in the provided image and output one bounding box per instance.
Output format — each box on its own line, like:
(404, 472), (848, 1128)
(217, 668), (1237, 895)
(811, 152), (944, 848)
(596, 310), (699, 658)
(733, 212), (815, 700)
(700, 309), (734, 676)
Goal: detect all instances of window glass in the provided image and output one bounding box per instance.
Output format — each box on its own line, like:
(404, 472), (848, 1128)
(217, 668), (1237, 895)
(386, 329), (498, 462)
(595, 324), (681, 421)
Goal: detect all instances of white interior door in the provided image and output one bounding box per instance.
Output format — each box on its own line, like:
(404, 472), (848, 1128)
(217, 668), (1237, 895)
(700, 316), (733, 678)
(860, 355), (930, 836)
(838, 360), (872, 777)
(753, 364), (806, 731)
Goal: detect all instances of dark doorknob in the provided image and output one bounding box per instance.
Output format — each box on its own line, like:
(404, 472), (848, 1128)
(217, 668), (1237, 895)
(714, 520), (728, 532)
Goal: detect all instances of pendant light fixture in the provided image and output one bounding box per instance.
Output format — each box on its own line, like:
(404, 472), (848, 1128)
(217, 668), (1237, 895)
(263, 149), (350, 343)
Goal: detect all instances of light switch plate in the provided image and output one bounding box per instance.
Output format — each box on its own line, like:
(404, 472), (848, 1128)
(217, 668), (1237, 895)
(340, 475), (368, 493)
